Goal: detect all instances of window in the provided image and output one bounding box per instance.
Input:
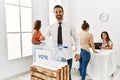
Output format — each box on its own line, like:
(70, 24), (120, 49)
(49, 0), (61, 25)
(5, 0), (32, 60)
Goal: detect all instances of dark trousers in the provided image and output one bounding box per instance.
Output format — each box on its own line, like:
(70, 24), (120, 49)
(67, 59), (72, 80)
(79, 49), (91, 80)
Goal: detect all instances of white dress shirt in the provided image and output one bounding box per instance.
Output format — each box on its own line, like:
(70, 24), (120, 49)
(46, 21), (80, 59)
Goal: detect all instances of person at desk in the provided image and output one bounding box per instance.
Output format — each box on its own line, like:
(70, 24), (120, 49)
(79, 20), (97, 80)
(99, 31), (113, 50)
(32, 20), (45, 44)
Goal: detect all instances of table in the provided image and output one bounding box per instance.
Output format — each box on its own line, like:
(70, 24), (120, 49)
(87, 49), (116, 80)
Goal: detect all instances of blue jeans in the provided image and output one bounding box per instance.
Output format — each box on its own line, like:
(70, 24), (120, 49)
(79, 49), (91, 80)
(67, 59), (72, 80)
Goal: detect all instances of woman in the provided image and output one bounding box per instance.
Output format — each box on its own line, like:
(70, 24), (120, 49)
(32, 20), (45, 44)
(79, 20), (97, 80)
(99, 31), (113, 50)
(32, 20), (45, 62)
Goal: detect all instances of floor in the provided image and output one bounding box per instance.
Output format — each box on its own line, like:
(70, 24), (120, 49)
(3, 66), (120, 80)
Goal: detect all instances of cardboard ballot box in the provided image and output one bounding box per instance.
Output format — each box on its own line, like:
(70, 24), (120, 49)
(30, 61), (69, 80)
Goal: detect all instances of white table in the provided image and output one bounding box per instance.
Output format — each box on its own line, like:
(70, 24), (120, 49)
(87, 50), (116, 80)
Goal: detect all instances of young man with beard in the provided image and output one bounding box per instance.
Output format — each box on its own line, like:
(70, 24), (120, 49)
(46, 5), (80, 80)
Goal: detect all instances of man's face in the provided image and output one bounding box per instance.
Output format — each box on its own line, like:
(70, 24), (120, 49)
(54, 7), (64, 21)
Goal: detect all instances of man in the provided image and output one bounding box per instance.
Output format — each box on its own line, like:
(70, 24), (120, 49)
(46, 5), (80, 80)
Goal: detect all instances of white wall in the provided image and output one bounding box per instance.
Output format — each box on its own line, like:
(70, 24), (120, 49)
(69, 0), (120, 65)
(32, 0), (49, 33)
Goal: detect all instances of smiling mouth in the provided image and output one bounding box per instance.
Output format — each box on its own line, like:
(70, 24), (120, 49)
(57, 15), (61, 17)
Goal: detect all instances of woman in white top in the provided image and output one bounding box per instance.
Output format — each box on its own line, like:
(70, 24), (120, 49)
(99, 31), (113, 50)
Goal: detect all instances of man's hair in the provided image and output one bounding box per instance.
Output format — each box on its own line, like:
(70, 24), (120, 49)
(54, 5), (64, 12)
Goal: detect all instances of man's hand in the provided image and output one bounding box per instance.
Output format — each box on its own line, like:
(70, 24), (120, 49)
(74, 54), (80, 61)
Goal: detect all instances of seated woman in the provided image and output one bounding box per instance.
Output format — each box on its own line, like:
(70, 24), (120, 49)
(32, 20), (45, 44)
(99, 31), (113, 50)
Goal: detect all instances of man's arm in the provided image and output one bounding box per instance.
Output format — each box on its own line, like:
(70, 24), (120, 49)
(70, 24), (80, 61)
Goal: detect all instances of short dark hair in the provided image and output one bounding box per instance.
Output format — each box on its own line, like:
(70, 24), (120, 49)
(54, 5), (64, 12)
(81, 20), (89, 30)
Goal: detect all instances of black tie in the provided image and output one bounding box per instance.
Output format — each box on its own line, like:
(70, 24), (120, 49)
(57, 22), (62, 45)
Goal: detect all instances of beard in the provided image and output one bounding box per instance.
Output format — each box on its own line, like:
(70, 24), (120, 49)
(56, 15), (63, 20)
